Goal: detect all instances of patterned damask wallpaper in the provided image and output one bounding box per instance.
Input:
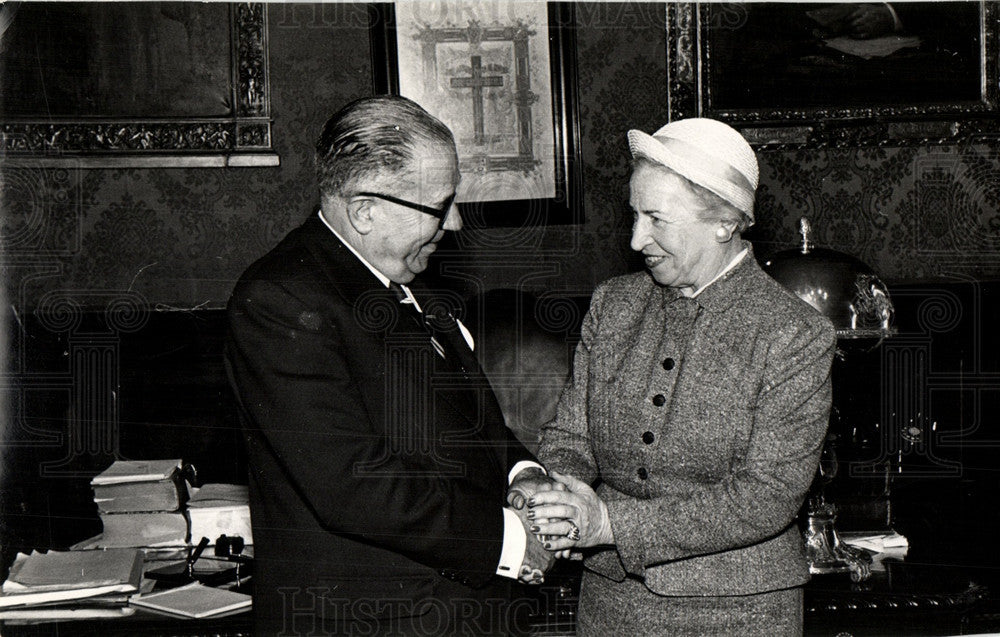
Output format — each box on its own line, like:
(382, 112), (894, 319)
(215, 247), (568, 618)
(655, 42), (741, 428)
(2, 3), (375, 312)
(2, 3), (999, 314)
(754, 144), (1000, 282)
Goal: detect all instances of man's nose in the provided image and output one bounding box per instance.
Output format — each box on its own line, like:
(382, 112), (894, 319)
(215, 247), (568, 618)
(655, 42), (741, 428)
(441, 203), (462, 231)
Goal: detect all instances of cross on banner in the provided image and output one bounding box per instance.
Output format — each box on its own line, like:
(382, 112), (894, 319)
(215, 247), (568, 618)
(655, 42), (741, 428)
(450, 55), (504, 145)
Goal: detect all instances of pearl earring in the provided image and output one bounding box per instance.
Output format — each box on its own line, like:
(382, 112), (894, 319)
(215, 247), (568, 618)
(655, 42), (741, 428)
(715, 228), (729, 241)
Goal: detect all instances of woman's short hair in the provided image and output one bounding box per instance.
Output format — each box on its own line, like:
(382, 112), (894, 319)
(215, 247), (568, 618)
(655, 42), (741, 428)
(632, 157), (753, 233)
(315, 96), (456, 197)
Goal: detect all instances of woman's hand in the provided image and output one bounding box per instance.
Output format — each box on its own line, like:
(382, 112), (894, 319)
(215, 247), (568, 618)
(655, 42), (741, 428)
(527, 471), (614, 550)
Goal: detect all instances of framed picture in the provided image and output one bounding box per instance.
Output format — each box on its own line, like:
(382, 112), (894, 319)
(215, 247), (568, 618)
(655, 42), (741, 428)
(668, 2), (1000, 147)
(371, 2), (581, 227)
(0, 3), (276, 168)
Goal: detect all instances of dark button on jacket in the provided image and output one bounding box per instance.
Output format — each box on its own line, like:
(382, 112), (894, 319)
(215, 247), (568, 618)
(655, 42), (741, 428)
(652, 394), (666, 406)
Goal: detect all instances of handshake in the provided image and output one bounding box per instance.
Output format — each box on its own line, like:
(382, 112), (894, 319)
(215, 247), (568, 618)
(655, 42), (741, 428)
(505, 467), (615, 585)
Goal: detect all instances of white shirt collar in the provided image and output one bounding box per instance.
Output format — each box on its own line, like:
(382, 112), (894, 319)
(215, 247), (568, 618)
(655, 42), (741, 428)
(684, 248), (749, 299)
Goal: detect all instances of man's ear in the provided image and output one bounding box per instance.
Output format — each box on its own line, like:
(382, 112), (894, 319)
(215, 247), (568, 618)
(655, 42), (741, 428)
(346, 196), (375, 235)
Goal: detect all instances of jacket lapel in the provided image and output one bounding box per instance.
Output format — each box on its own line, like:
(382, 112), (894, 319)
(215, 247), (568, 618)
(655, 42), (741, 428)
(296, 216), (506, 475)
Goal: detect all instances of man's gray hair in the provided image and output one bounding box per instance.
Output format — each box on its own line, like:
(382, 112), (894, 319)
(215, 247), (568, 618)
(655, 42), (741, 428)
(315, 95), (456, 197)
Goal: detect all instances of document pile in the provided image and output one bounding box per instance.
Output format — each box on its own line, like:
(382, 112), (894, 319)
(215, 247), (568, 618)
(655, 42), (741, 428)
(0, 548), (143, 620)
(186, 483), (253, 547)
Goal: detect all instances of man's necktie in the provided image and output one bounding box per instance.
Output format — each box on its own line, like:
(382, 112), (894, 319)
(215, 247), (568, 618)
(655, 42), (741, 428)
(388, 282), (448, 359)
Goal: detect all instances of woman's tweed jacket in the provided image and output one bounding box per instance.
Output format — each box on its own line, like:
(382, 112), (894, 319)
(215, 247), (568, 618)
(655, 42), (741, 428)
(539, 244), (836, 596)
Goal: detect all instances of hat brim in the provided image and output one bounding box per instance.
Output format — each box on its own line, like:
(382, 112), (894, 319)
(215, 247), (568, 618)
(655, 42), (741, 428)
(627, 129), (755, 219)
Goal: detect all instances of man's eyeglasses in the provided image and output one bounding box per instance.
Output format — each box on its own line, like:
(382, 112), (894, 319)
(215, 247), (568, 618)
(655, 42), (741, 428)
(356, 191), (456, 221)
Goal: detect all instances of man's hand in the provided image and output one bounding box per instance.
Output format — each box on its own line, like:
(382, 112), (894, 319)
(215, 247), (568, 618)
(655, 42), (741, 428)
(507, 466), (564, 510)
(527, 471), (614, 550)
(512, 504), (554, 584)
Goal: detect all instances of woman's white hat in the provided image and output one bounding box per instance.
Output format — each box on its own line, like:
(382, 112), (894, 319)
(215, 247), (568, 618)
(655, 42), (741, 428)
(627, 118), (759, 220)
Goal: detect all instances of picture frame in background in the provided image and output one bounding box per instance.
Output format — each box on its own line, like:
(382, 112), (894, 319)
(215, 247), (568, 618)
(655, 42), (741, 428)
(371, 2), (582, 227)
(0, 3), (276, 167)
(667, 2), (1000, 148)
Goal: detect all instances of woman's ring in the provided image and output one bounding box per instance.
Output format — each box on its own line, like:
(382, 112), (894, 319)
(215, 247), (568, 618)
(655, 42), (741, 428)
(567, 522), (581, 542)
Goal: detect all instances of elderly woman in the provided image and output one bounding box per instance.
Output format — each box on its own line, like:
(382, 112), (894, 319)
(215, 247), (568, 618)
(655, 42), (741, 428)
(521, 119), (835, 635)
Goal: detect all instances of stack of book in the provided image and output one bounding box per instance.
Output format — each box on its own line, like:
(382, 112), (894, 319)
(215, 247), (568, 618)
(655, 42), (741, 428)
(186, 483), (253, 547)
(0, 548), (144, 621)
(90, 459), (189, 548)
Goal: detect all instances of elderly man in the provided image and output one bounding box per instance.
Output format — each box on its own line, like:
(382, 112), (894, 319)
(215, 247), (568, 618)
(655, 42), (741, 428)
(525, 118), (836, 635)
(225, 95), (555, 636)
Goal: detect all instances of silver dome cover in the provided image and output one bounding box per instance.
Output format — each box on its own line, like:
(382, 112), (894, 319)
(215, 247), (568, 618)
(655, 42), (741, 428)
(763, 219), (895, 339)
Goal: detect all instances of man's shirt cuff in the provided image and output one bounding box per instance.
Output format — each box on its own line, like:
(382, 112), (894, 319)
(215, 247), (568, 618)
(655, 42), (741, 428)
(508, 461), (545, 485)
(496, 508), (527, 578)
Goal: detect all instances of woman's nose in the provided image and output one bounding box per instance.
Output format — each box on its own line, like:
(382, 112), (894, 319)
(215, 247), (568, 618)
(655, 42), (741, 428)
(630, 216), (650, 252)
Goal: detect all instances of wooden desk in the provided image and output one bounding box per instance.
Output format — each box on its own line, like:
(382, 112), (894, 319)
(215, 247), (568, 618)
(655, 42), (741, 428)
(6, 559), (998, 636)
(0, 558), (253, 637)
(512, 559), (1000, 637)
(805, 560), (1000, 637)
(1, 609), (251, 637)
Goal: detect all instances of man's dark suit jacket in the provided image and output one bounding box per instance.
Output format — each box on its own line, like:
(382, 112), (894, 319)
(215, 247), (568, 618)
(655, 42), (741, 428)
(225, 214), (535, 634)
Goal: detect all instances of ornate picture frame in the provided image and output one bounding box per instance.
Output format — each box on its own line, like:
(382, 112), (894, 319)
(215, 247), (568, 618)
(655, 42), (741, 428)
(0, 3), (276, 168)
(371, 2), (582, 227)
(667, 2), (1000, 148)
